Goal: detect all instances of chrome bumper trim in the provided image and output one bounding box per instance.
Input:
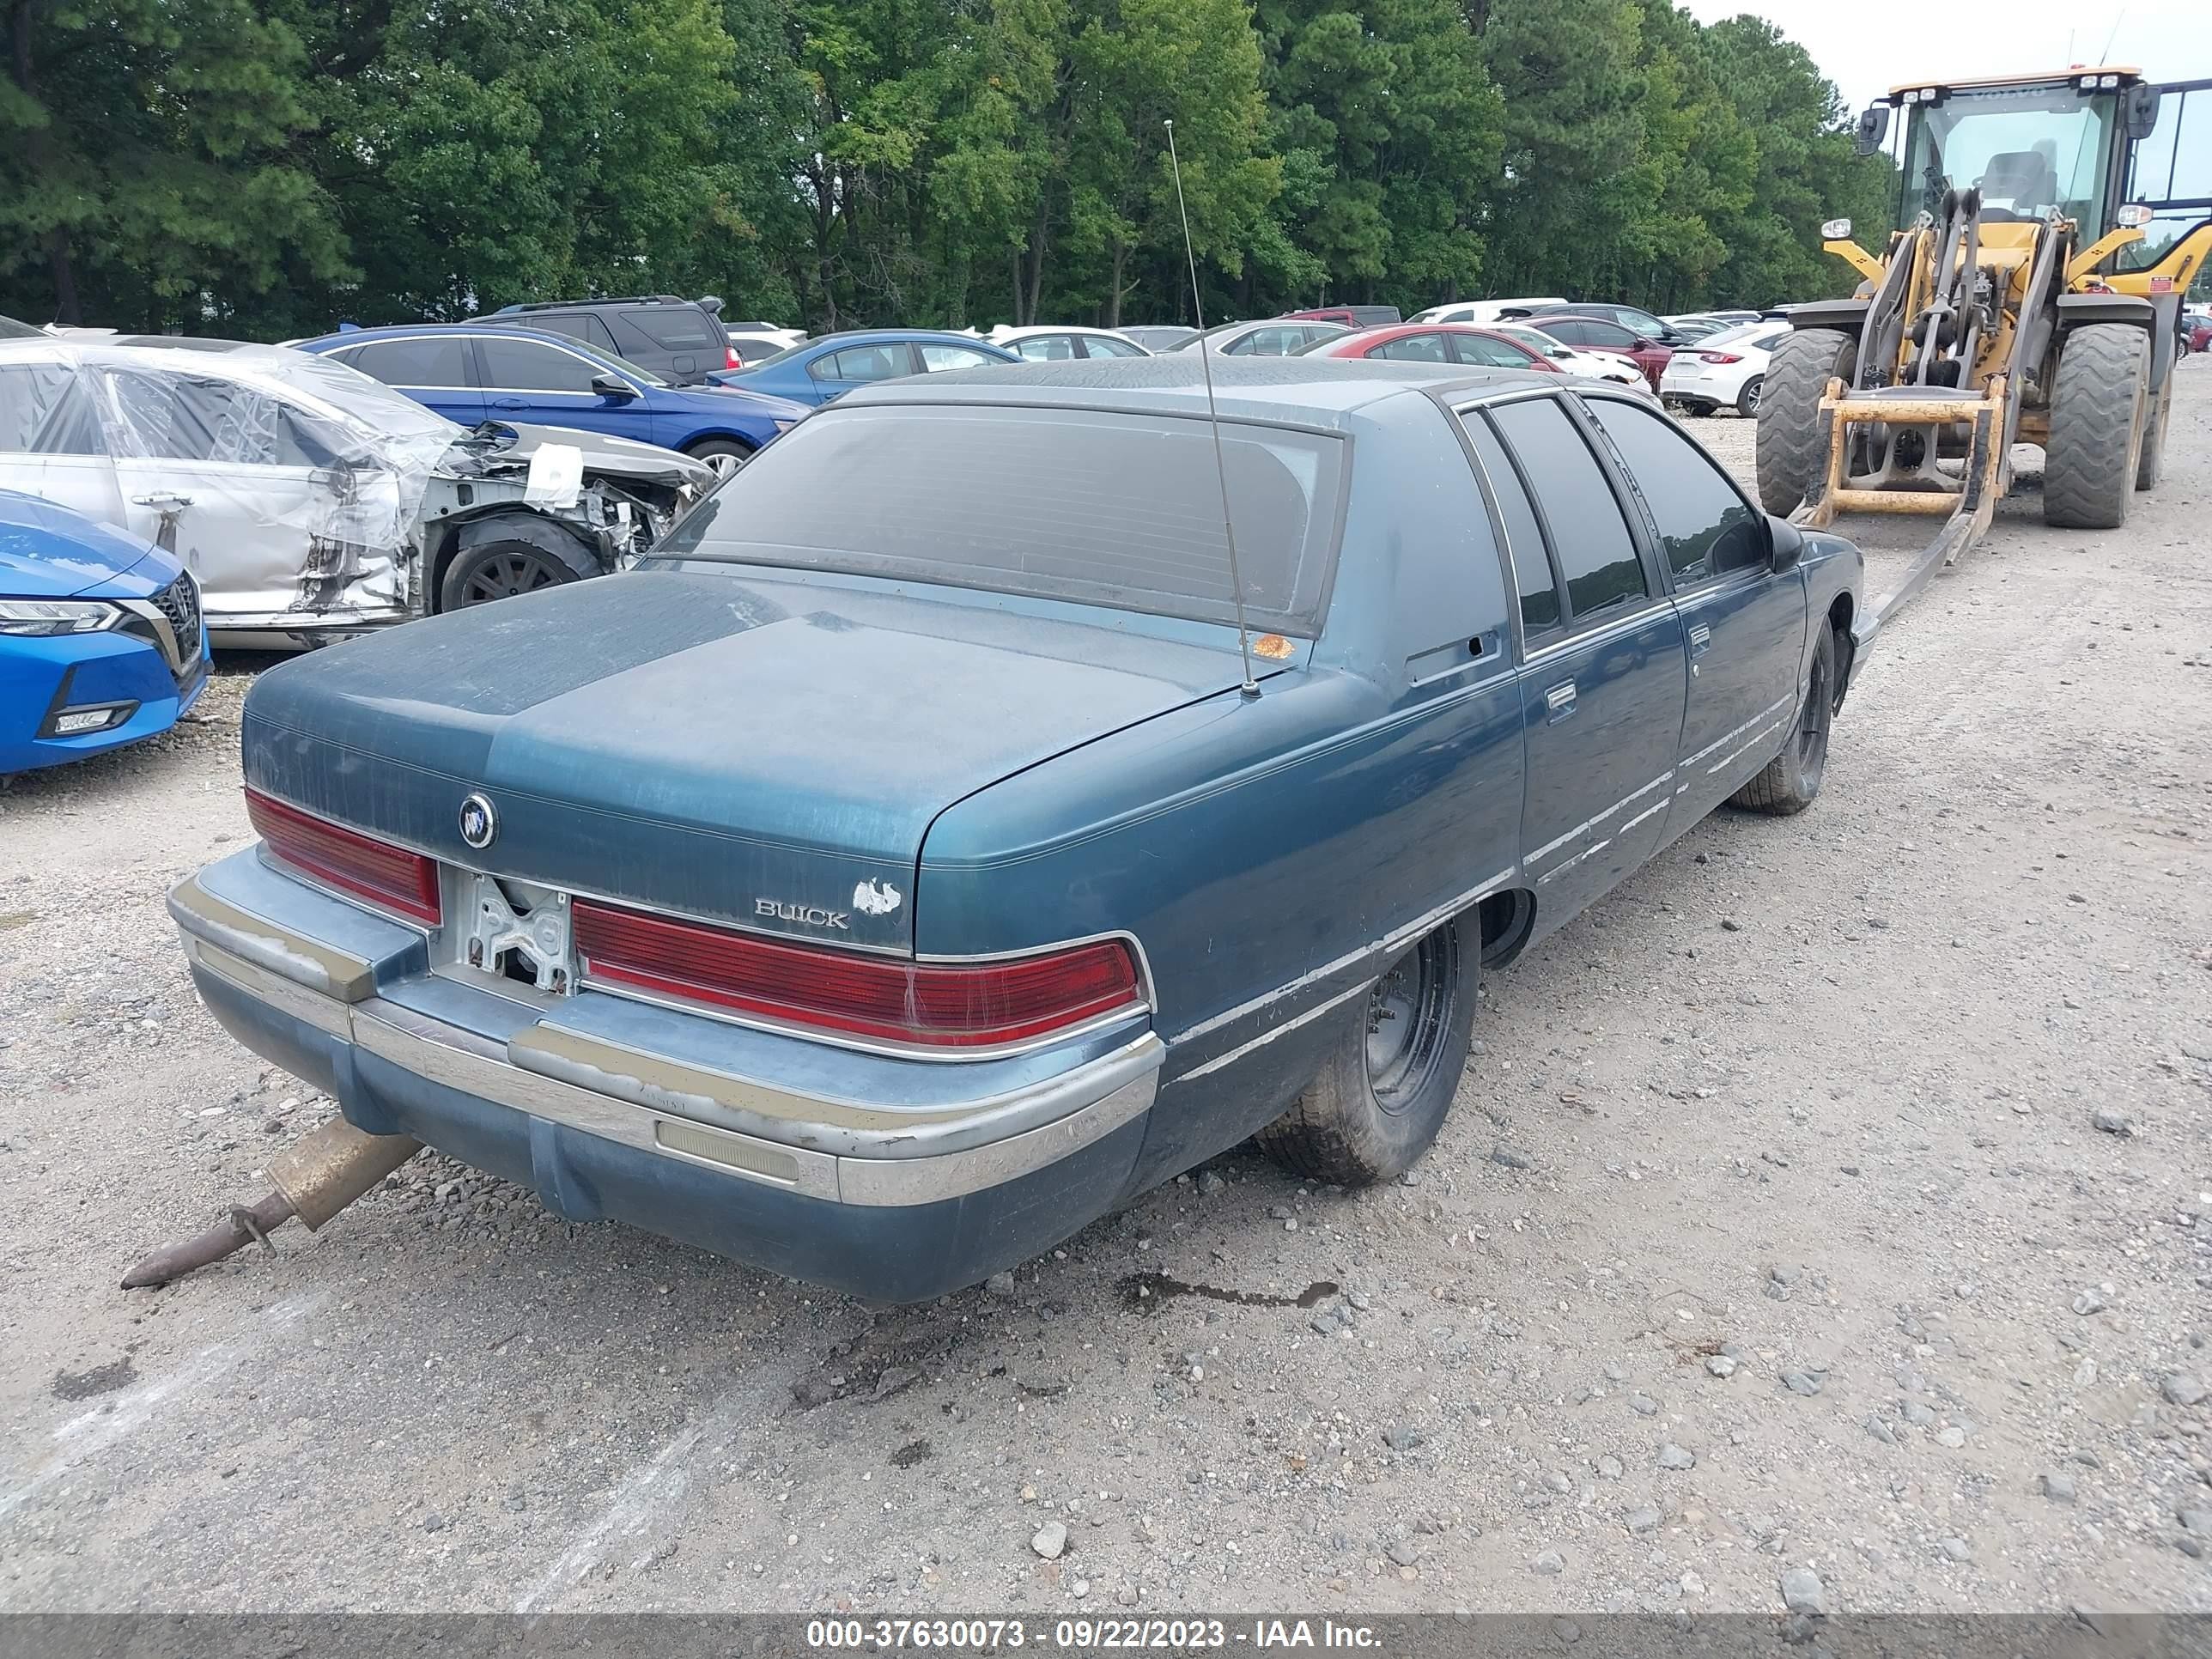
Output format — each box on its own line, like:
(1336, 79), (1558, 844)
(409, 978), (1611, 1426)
(182, 927), (1162, 1209)
(170, 876), (378, 1001)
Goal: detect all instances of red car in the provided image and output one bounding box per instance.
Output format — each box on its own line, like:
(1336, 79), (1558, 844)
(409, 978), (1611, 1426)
(1301, 321), (1566, 371)
(1518, 313), (1673, 389)
(2185, 316), (2211, 354)
(1284, 304), (1404, 330)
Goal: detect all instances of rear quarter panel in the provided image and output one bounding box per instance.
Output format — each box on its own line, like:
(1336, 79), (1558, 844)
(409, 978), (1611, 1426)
(915, 391), (1527, 1189)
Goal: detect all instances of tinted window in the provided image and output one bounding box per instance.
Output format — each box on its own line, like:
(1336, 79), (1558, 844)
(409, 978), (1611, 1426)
(0, 364), (104, 454)
(1015, 335), (1079, 362)
(616, 306), (719, 350)
(1460, 411), (1560, 635)
(660, 404), (1346, 635)
(1540, 320), (1588, 347)
(1577, 319), (1637, 349)
(1487, 397), (1646, 620)
(1226, 325), (1307, 356)
(477, 336), (604, 392)
(531, 312), (621, 355)
(1455, 334), (1534, 368)
(1083, 335), (1146, 358)
(338, 336), (472, 387)
(817, 344), (910, 382)
(1370, 332), (1449, 362)
(919, 343), (1001, 372)
(1586, 399), (1765, 581)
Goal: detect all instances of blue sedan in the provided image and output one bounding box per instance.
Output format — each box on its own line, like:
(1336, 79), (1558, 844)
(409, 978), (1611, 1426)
(163, 360), (1868, 1300)
(713, 329), (1018, 406)
(295, 325), (808, 461)
(2, 489), (208, 775)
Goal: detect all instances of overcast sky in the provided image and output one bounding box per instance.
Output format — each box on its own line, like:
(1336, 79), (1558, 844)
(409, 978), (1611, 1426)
(1685, 1), (2212, 114)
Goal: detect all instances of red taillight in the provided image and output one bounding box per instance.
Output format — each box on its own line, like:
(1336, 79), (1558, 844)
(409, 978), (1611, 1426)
(1698, 351), (1742, 365)
(246, 788), (441, 925)
(726, 345), (743, 368)
(572, 899), (1144, 1050)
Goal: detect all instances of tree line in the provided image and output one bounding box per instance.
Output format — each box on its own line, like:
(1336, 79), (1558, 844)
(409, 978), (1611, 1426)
(0, 0), (1895, 338)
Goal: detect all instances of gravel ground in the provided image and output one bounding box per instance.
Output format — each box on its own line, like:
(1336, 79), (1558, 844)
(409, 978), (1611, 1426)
(2, 369), (2209, 1617)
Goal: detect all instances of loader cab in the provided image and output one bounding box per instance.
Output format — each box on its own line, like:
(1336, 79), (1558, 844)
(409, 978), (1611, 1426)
(1867, 70), (2147, 240)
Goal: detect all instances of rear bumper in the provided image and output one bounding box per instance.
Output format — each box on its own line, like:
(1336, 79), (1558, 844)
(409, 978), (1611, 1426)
(168, 856), (1162, 1299)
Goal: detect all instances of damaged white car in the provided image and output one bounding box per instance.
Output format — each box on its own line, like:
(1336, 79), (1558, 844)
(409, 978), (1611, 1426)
(0, 337), (717, 644)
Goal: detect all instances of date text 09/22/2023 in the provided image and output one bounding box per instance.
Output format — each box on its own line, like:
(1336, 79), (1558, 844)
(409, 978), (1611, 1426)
(804, 1618), (1384, 1650)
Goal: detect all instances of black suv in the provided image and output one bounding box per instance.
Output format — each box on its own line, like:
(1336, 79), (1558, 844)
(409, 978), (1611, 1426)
(483, 295), (736, 386)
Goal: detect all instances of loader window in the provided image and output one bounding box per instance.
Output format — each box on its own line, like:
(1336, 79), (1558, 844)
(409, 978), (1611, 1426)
(1899, 84), (2119, 234)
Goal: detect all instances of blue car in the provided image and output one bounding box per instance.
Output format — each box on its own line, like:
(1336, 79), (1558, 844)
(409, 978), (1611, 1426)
(165, 359), (1868, 1301)
(713, 329), (1019, 406)
(1, 489), (208, 775)
(295, 325), (808, 462)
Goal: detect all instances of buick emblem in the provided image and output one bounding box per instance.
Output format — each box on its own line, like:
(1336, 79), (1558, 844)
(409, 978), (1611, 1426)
(459, 793), (498, 850)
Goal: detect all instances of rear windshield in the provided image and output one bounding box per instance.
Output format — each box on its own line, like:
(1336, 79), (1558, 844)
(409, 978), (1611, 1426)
(653, 404), (1347, 635)
(617, 307), (721, 351)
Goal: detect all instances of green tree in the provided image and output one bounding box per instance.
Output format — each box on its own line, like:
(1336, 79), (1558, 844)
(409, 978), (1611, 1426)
(0, 0), (345, 328)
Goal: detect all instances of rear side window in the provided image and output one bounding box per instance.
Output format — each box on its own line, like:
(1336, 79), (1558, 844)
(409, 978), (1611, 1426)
(1370, 332), (1449, 362)
(1579, 320), (1636, 349)
(0, 363), (104, 454)
(1015, 335), (1079, 362)
(614, 306), (719, 351)
(1586, 399), (1765, 581)
(1486, 396), (1646, 621)
(1083, 336), (1146, 358)
(658, 404), (1347, 635)
(1459, 411), (1561, 636)
(1455, 334), (1534, 369)
(338, 336), (471, 387)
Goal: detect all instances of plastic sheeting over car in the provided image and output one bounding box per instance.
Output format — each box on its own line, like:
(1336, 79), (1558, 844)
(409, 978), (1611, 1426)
(0, 340), (462, 630)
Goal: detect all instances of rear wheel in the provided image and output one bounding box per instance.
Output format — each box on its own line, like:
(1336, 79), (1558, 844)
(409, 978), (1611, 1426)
(1735, 374), (1765, 417)
(1253, 919), (1474, 1186)
(1755, 328), (1855, 515)
(1731, 624), (1837, 816)
(2044, 323), (2148, 529)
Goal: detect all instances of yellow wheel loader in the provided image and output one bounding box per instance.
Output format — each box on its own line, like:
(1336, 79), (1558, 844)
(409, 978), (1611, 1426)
(1759, 68), (2212, 623)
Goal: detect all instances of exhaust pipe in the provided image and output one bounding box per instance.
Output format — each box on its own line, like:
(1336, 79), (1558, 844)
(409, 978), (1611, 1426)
(122, 1117), (422, 1289)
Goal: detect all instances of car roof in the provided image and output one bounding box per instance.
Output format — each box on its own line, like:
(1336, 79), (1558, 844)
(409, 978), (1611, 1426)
(799, 328), (1017, 351)
(835, 354), (1559, 428)
(296, 321), (603, 353)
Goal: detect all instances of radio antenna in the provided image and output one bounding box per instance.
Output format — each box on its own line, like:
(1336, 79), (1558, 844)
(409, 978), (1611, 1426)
(1164, 118), (1261, 698)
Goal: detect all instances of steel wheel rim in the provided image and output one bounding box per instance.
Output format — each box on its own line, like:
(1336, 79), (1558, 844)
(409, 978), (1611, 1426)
(464, 552), (563, 605)
(1364, 937), (1453, 1115)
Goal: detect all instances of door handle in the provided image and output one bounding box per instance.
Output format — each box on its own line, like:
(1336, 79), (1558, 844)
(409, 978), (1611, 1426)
(1688, 623), (1712, 656)
(491, 397), (527, 411)
(1545, 680), (1577, 723)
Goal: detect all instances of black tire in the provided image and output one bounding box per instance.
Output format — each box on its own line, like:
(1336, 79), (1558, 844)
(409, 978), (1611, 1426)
(439, 532), (596, 611)
(1735, 374), (1765, 418)
(2135, 375), (2171, 492)
(1253, 919), (1474, 1186)
(684, 438), (755, 464)
(1755, 329), (1856, 515)
(1731, 623), (1838, 816)
(2044, 323), (2148, 529)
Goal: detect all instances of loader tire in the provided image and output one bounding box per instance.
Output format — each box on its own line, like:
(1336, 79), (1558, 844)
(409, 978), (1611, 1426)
(2044, 324), (2148, 530)
(1755, 329), (1856, 516)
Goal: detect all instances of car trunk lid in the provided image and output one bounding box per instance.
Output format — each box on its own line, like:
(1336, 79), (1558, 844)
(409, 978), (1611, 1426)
(240, 569), (1249, 951)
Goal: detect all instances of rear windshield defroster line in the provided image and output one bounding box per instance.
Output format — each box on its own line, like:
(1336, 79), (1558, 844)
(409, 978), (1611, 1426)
(651, 404), (1350, 636)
